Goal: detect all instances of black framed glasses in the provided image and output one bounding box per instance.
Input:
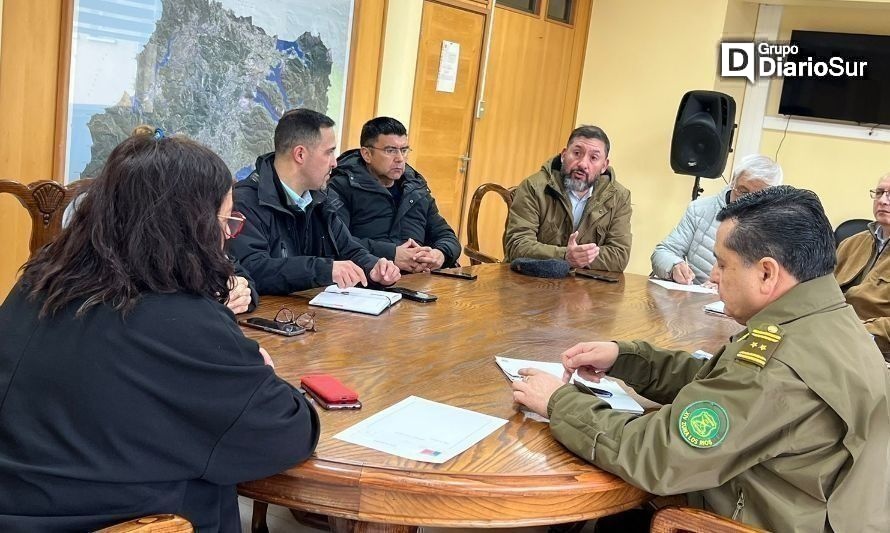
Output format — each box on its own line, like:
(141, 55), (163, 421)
(869, 189), (890, 200)
(218, 211), (247, 238)
(365, 145), (412, 157)
(275, 308), (317, 332)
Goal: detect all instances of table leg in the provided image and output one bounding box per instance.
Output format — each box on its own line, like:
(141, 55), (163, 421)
(250, 500), (269, 533)
(328, 516), (418, 533)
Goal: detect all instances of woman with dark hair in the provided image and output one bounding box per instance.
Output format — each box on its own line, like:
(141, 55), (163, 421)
(61, 125), (259, 314)
(0, 134), (319, 531)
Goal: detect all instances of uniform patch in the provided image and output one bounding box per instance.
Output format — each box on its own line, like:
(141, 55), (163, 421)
(678, 401), (729, 448)
(735, 323), (784, 368)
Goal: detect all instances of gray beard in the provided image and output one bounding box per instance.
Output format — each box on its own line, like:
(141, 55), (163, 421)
(562, 173), (593, 194)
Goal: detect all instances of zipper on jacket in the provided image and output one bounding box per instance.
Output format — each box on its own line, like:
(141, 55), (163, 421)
(731, 488), (745, 521)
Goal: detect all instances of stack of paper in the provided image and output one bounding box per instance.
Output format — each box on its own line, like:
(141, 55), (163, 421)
(494, 356), (644, 415)
(309, 285), (401, 316)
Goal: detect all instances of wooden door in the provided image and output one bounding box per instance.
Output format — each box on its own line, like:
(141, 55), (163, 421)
(464, 1), (591, 260)
(408, 2), (485, 236)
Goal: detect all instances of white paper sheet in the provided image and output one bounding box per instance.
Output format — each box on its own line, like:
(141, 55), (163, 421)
(704, 300), (726, 316)
(648, 278), (718, 294)
(436, 41), (460, 93)
(494, 356), (644, 415)
(334, 396), (507, 464)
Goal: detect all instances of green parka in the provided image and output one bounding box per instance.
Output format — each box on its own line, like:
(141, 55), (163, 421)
(548, 275), (890, 532)
(503, 156), (632, 271)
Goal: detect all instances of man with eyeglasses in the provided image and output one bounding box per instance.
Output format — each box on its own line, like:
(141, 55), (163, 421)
(327, 117), (460, 272)
(835, 173), (890, 362)
(651, 155), (783, 285)
(504, 125), (632, 271)
(229, 108), (401, 295)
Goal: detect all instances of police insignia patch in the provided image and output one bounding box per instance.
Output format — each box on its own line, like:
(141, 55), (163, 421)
(678, 401), (729, 448)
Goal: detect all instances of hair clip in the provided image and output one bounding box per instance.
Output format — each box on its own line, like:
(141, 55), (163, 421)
(153, 128), (165, 140)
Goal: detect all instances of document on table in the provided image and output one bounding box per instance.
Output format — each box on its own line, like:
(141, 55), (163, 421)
(648, 278), (718, 294)
(494, 356), (644, 415)
(334, 396), (507, 464)
(704, 300), (727, 316)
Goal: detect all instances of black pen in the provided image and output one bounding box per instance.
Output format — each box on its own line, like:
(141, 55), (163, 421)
(589, 387), (613, 398)
(574, 380), (613, 398)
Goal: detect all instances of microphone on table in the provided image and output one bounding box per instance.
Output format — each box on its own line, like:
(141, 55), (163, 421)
(510, 258), (571, 278)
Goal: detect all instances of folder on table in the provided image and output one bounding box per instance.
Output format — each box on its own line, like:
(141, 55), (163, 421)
(309, 285), (401, 316)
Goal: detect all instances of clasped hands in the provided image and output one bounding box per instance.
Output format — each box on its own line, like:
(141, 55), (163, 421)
(511, 341), (619, 418)
(394, 238), (445, 273)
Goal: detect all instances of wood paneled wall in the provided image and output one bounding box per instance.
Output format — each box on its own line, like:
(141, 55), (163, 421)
(464, 1), (592, 258)
(0, 1), (387, 299)
(0, 1), (65, 298)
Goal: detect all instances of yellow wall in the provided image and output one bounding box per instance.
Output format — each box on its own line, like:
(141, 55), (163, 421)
(576, 0), (751, 276)
(376, 0), (422, 126)
(761, 5), (890, 226)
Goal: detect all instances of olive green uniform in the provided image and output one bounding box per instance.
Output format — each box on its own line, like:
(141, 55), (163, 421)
(548, 275), (890, 532)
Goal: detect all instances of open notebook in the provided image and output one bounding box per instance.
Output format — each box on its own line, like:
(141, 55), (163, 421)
(495, 356), (644, 415)
(309, 285), (401, 316)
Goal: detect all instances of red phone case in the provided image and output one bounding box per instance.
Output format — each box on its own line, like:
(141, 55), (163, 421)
(300, 374), (359, 404)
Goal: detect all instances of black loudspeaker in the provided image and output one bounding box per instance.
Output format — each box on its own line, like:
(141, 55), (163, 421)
(670, 90), (737, 179)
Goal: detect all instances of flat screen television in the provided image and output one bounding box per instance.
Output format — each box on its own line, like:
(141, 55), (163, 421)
(778, 30), (890, 125)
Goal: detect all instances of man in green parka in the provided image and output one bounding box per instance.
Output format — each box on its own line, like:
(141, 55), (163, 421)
(503, 125), (632, 271)
(513, 186), (890, 532)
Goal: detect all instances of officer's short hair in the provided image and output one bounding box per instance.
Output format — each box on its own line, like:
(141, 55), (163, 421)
(275, 108), (335, 156)
(360, 117), (407, 147)
(716, 186), (836, 282)
(566, 125), (610, 156)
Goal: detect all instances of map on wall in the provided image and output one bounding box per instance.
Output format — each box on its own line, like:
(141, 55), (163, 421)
(65, 0), (354, 182)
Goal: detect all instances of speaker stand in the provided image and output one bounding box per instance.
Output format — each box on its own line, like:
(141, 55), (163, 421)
(691, 176), (704, 201)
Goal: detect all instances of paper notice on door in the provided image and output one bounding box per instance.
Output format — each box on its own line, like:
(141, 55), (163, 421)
(436, 41), (460, 93)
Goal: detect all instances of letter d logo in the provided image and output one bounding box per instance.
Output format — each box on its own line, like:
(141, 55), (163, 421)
(721, 42), (755, 84)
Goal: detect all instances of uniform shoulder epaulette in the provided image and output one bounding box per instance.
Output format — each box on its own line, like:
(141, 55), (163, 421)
(736, 323), (784, 369)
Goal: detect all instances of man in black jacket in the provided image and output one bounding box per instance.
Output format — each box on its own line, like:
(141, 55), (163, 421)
(328, 117), (460, 272)
(229, 109), (400, 295)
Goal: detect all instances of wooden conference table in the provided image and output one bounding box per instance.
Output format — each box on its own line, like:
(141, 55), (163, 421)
(237, 264), (739, 532)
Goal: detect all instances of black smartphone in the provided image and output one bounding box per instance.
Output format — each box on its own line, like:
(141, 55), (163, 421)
(430, 269), (477, 281)
(238, 317), (306, 337)
(574, 270), (619, 283)
(383, 286), (438, 303)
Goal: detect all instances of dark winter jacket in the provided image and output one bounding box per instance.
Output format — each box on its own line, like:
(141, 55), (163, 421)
(328, 149), (460, 267)
(0, 284), (319, 532)
(229, 153), (381, 295)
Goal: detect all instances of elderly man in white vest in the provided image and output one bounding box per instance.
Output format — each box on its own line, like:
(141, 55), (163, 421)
(651, 154), (783, 285)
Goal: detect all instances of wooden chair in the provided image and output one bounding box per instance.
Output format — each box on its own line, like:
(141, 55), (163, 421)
(96, 514), (192, 532)
(463, 182), (515, 265)
(650, 507), (769, 533)
(0, 178), (94, 256)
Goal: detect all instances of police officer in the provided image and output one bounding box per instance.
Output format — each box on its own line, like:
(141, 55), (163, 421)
(512, 186), (890, 532)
